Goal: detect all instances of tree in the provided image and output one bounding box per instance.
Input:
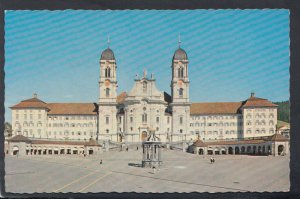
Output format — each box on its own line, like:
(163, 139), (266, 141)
(273, 101), (290, 123)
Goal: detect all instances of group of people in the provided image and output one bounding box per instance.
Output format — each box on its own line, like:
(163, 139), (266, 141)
(120, 146), (139, 152)
(210, 157), (216, 164)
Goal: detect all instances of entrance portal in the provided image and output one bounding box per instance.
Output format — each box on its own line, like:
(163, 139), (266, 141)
(141, 131), (147, 142)
(12, 146), (19, 155)
(228, 147), (233, 155)
(89, 149), (94, 155)
(278, 145), (284, 155)
(199, 148), (204, 155)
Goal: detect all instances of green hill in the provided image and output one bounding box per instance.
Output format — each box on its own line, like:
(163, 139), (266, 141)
(273, 100), (289, 123)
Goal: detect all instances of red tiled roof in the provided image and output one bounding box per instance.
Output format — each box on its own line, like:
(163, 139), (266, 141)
(117, 92), (127, 104)
(47, 103), (97, 115)
(241, 96), (278, 108)
(84, 139), (101, 146)
(205, 139), (266, 146)
(10, 97), (48, 109)
(8, 135), (31, 142)
(269, 133), (289, 142)
(31, 139), (101, 146)
(191, 102), (242, 115)
(192, 139), (207, 147)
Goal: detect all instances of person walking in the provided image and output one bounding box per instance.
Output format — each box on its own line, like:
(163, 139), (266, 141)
(212, 157), (215, 163)
(100, 159), (102, 164)
(137, 146), (139, 151)
(210, 157), (213, 164)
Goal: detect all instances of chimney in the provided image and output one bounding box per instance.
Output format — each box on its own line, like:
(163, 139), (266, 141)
(33, 93), (37, 98)
(251, 92), (255, 97)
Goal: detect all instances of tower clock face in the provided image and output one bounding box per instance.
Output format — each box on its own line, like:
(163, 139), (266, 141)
(178, 80), (183, 87)
(105, 80), (110, 87)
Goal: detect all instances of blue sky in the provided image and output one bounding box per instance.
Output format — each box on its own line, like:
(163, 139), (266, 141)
(4, 10), (290, 122)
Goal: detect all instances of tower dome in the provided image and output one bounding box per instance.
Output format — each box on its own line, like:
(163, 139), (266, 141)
(173, 48), (188, 60)
(100, 48), (115, 60)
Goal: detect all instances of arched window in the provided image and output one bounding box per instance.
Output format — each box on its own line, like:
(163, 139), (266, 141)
(179, 88), (183, 97)
(105, 88), (110, 97)
(178, 67), (184, 78)
(105, 67), (111, 78)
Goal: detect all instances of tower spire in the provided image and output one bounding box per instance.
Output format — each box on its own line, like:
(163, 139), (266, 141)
(178, 33), (181, 48)
(107, 35), (110, 48)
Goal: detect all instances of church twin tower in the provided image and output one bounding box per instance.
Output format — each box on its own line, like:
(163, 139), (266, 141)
(98, 41), (190, 142)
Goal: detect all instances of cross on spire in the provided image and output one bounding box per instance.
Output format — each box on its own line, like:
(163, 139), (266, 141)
(107, 35), (110, 48)
(178, 33), (181, 48)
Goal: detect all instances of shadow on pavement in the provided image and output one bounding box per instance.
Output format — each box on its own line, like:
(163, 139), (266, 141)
(128, 163), (142, 167)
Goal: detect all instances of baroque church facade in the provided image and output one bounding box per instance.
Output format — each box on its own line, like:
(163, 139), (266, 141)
(7, 43), (289, 157)
(98, 45), (192, 143)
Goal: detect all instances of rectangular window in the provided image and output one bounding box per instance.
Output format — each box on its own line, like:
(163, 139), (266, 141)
(130, 117), (133, 123)
(106, 117), (109, 125)
(24, 114), (27, 120)
(142, 114), (147, 122)
(16, 114), (19, 120)
(156, 117), (159, 123)
(180, 117), (183, 125)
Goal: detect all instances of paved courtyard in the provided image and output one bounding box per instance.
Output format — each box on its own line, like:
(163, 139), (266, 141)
(5, 148), (289, 193)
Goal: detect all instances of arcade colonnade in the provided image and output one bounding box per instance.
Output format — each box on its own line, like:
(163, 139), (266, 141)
(6, 135), (102, 156)
(189, 135), (289, 157)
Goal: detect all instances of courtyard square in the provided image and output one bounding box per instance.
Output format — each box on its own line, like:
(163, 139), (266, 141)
(5, 149), (289, 193)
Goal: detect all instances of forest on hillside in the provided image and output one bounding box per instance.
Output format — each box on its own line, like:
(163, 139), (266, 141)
(274, 100), (290, 123)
